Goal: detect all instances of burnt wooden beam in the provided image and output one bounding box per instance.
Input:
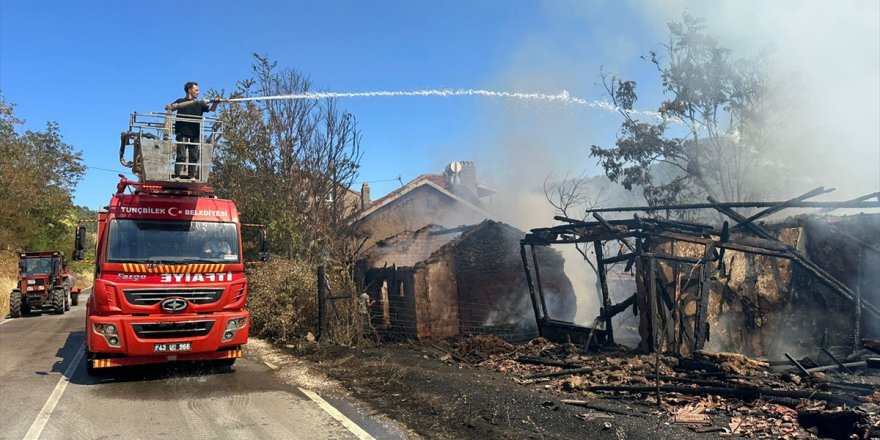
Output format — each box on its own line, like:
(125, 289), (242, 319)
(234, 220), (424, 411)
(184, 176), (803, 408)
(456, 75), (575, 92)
(525, 367), (593, 380)
(862, 339), (880, 355)
(730, 186), (833, 232)
(530, 245), (551, 319)
(553, 215), (639, 228)
(523, 231), (641, 246)
(604, 293), (637, 319)
(804, 361), (867, 374)
(642, 251), (702, 264)
(785, 353), (812, 376)
(519, 243), (544, 336)
(593, 213), (637, 253)
(594, 240), (615, 344)
(692, 244), (714, 351)
(819, 191), (880, 212)
(585, 197), (880, 213)
(820, 347), (854, 374)
(515, 357), (584, 369)
(634, 214), (715, 236)
(600, 252), (636, 265)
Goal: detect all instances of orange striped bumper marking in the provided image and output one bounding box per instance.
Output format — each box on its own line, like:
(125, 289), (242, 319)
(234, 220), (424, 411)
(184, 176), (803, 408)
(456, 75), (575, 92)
(119, 264), (227, 274)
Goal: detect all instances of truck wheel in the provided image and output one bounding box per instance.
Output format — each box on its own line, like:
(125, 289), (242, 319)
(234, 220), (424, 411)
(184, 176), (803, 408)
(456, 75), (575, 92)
(9, 291), (21, 318)
(51, 289), (66, 314)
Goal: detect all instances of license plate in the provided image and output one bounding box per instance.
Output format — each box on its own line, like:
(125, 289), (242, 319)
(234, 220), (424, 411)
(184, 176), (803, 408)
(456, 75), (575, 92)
(154, 342), (192, 352)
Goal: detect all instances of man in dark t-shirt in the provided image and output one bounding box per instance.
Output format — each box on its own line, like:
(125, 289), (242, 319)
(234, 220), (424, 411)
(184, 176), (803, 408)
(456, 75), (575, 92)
(165, 81), (219, 178)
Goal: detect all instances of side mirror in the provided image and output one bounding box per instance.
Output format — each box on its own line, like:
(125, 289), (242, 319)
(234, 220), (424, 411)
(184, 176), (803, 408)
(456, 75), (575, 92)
(74, 225), (87, 261)
(258, 229), (269, 262)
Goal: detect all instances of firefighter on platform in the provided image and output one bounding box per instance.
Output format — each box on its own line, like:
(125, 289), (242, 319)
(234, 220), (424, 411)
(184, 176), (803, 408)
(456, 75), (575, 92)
(165, 81), (221, 178)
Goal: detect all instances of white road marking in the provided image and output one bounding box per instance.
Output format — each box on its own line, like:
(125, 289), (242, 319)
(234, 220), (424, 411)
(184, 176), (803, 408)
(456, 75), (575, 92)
(23, 345), (84, 440)
(0, 318), (12, 326)
(297, 387), (375, 440)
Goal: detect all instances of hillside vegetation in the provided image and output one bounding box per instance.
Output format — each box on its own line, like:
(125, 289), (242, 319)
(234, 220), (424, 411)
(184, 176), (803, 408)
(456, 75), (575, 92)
(0, 94), (90, 317)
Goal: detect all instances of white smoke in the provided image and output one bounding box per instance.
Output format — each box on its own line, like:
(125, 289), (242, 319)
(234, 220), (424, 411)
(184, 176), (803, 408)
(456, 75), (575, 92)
(630, 0), (880, 200)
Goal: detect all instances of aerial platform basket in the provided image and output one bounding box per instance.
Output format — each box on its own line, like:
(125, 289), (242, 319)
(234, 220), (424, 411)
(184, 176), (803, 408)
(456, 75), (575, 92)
(119, 111), (221, 187)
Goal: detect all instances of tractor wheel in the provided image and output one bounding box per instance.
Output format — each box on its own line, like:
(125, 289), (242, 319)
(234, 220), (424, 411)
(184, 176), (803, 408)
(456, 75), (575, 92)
(64, 292), (70, 311)
(9, 291), (21, 318)
(51, 288), (66, 314)
(71, 293), (79, 306)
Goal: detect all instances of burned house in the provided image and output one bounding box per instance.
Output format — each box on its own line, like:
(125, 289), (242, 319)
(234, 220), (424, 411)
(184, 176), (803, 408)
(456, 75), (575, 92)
(521, 188), (880, 359)
(352, 161), (496, 250)
(359, 220), (576, 341)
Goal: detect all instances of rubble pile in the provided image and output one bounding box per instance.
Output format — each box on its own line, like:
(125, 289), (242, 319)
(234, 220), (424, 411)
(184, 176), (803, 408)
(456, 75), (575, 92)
(444, 337), (880, 438)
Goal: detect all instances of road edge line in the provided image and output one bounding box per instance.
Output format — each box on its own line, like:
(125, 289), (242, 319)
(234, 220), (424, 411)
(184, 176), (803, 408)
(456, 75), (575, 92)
(297, 387), (375, 440)
(0, 318), (11, 326)
(23, 345), (84, 440)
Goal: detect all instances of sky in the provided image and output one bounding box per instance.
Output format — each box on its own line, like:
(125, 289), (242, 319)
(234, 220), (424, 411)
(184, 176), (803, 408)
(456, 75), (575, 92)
(1, 0), (878, 221)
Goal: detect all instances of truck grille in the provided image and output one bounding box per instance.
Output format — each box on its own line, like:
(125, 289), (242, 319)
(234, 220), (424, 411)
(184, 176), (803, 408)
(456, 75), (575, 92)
(131, 320), (215, 339)
(123, 288), (224, 305)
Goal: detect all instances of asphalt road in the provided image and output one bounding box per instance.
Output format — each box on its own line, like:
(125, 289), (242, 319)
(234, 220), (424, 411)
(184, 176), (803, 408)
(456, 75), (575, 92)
(0, 289), (405, 440)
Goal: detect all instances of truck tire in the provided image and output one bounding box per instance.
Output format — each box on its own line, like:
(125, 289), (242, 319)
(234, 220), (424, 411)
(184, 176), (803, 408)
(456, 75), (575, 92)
(9, 291), (21, 318)
(51, 288), (66, 314)
(71, 292), (79, 306)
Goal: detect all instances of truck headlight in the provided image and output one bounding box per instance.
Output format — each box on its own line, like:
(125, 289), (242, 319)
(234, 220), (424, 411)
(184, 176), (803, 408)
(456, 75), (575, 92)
(225, 317), (247, 330)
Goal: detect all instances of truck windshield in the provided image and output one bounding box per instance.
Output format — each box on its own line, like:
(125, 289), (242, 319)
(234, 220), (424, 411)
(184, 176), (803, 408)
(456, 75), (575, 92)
(106, 219), (240, 264)
(22, 257), (57, 276)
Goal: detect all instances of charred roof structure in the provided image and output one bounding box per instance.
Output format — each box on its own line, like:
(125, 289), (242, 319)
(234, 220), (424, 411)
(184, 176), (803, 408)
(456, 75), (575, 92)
(521, 187), (880, 360)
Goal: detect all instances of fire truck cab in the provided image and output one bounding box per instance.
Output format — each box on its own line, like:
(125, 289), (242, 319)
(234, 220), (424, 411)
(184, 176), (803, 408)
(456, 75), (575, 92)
(75, 110), (267, 373)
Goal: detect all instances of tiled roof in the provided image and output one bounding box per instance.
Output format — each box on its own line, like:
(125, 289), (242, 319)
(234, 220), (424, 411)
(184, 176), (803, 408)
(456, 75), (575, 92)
(366, 174), (444, 208)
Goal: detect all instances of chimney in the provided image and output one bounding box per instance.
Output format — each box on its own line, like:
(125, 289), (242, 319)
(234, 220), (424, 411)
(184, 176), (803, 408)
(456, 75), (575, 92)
(361, 182), (371, 209)
(459, 161), (476, 190)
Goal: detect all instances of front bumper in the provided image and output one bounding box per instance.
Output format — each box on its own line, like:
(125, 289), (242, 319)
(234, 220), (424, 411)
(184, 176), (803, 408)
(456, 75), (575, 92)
(86, 311), (249, 367)
(90, 347), (242, 369)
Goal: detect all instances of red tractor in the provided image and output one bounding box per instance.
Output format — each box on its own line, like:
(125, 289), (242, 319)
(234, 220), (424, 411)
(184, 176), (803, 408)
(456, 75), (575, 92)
(9, 251), (79, 317)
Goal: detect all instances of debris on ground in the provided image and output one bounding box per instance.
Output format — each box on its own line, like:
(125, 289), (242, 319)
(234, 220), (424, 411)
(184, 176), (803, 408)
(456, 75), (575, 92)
(438, 335), (880, 439)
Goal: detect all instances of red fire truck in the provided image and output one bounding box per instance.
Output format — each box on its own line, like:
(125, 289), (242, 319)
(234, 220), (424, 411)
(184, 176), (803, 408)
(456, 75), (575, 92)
(75, 109), (267, 373)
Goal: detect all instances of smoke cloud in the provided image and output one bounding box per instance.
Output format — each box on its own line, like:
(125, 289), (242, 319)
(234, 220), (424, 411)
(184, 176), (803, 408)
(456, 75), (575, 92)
(632, 0), (880, 200)
(469, 1), (877, 337)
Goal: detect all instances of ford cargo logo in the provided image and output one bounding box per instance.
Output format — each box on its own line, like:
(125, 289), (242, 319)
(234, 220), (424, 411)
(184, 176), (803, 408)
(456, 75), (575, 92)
(160, 297), (188, 312)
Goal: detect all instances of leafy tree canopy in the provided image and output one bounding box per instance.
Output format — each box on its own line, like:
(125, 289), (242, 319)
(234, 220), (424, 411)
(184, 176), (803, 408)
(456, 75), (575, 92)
(0, 94), (86, 252)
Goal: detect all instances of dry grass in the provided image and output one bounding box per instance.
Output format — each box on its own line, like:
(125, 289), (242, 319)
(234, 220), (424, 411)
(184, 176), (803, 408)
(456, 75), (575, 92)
(0, 251), (17, 318)
(247, 257), (361, 346)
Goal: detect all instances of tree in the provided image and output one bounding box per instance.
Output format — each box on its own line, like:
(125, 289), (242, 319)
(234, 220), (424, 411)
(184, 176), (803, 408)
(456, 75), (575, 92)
(211, 55), (363, 262)
(0, 95), (85, 251)
(590, 14), (773, 210)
